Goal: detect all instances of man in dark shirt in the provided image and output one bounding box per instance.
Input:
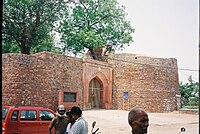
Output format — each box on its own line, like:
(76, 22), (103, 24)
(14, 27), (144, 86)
(49, 105), (69, 134)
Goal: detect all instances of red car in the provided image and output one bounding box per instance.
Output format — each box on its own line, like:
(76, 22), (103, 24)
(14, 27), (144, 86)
(2, 105), (56, 134)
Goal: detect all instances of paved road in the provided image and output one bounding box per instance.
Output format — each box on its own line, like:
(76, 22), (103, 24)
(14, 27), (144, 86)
(83, 109), (199, 134)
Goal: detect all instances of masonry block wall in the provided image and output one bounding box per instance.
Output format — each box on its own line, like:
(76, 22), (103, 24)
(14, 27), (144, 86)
(108, 53), (180, 112)
(2, 52), (83, 111)
(2, 52), (180, 112)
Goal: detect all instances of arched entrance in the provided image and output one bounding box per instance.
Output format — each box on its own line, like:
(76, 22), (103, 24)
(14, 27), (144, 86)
(89, 78), (103, 109)
(82, 59), (113, 110)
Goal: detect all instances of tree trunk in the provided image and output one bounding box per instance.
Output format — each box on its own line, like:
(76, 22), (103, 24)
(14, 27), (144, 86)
(20, 42), (30, 54)
(89, 49), (97, 59)
(89, 47), (104, 60)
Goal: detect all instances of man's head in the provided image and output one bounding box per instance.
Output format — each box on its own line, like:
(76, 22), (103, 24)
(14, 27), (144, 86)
(70, 106), (82, 120)
(57, 105), (66, 118)
(66, 112), (75, 124)
(128, 108), (149, 134)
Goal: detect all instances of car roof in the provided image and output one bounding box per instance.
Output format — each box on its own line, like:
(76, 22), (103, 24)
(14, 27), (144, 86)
(3, 105), (53, 110)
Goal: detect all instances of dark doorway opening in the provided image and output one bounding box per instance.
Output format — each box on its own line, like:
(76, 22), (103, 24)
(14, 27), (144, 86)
(89, 78), (102, 109)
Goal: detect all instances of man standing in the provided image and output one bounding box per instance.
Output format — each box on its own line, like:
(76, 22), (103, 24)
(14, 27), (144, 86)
(128, 108), (149, 134)
(70, 106), (88, 134)
(66, 112), (75, 134)
(49, 105), (69, 134)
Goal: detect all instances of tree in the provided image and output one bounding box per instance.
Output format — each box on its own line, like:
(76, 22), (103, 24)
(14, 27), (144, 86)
(179, 76), (199, 106)
(2, 33), (62, 54)
(3, 0), (69, 54)
(29, 34), (63, 54)
(2, 40), (21, 53)
(59, 0), (134, 59)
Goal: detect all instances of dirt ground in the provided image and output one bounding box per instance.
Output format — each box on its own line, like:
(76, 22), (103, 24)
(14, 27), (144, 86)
(82, 109), (199, 134)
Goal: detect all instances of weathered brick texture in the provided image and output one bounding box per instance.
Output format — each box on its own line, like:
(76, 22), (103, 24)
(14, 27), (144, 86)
(2, 52), (180, 112)
(2, 52), (83, 111)
(108, 53), (180, 112)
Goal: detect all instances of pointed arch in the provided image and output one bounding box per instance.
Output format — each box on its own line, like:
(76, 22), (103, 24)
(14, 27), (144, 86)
(90, 72), (109, 87)
(82, 60), (113, 110)
(87, 72), (110, 109)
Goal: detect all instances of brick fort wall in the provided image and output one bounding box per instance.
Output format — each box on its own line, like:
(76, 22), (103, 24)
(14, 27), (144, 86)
(108, 53), (180, 112)
(2, 52), (180, 112)
(2, 52), (83, 111)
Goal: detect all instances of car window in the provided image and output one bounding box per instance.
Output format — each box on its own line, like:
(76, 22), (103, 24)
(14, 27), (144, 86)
(11, 110), (19, 121)
(39, 110), (55, 121)
(2, 108), (9, 119)
(20, 110), (37, 120)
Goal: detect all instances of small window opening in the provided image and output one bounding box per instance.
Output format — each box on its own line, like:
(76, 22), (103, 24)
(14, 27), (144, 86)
(63, 92), (77, 102)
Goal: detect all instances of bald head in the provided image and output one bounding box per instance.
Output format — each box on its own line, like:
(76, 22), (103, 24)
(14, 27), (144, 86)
(128, 108), (149, 134)
(128, 108), (145, 125)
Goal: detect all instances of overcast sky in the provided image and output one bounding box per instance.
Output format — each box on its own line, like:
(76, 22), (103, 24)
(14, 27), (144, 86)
(116, 0), (199, 83)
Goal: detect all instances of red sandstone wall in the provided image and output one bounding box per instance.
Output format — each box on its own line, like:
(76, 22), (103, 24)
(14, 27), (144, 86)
(108, 53), (180, 112)
(2, 52), (83, 111)
(82, 58), (113, 109)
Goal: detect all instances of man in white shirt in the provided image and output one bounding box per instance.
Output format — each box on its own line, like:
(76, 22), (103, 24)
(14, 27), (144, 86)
(70, 106), (88, 134)
(66, 112), (75, 134)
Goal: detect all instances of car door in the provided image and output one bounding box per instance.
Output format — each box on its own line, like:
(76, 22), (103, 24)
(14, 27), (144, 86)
(18, 109), (39, 134)
(6, 110), (19, 134)
(38, 110), (55, 134)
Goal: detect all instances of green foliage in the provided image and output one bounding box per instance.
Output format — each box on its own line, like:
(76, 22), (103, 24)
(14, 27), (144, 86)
(2, 33), (62, 54)
(2, 40), (21, 53)
(3, 0), (68, 54)
(30, 34), (62, 54)
(59, 0), (134, 58)
(179, 76), (199, 107)
(3, 0), (134, 56)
